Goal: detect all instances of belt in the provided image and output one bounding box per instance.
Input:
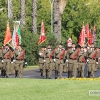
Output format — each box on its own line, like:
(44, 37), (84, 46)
(16, 59), (24, 61)
(70, 58), (77, 60)
(89, 58), (95, 60)
(4, 58), (10, 59)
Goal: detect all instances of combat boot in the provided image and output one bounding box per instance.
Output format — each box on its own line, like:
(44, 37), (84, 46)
(68, 71), (70, 78)
(55, 70), (58, 79)
(40, 69), (43, 77)
(15, 70), (18, 78)
(46, 69), (48, 78)
(88, 72), (91, 78)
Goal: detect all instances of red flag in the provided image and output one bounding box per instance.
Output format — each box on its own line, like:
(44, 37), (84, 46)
(16, 31), (19, 46)
(38, 21), (46, 45)
(86, 24), (92, 46)
(4, 21), (12, 46)
(78, 24), (85, 46)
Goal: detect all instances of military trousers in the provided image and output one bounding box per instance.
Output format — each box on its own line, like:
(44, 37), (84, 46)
(9, 62), (14, 74)
(3, 59), (10, 77)
(55, 59), (64, 78)
(78, 63), (85, 77)
(15, 60), (24, 78)
(63, 62), (68, 72)
(39, 63), (45, 77)
(68, 59), (77, 78)
(88, 59), (95, 77)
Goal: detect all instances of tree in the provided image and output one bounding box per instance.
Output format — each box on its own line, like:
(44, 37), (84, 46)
(53, 0), (61, 42)
(9, 0), (13, 18)
(32, 0), (37, 34)
(20, 0), (25, 27)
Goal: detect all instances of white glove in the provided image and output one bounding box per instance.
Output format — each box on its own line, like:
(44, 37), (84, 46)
(13, 60), (16, 62)
(25, 62), (27, 65)
(96, 62), (98, 64)
(39, 53), (42, 55)
(53, 59), (56, 62)
(43, 60), (46, 62)
(2, 60), (4, 63)
(87, 59), (89, 62)
(66, 59), (68, 62)
(11, 62), (13, 63)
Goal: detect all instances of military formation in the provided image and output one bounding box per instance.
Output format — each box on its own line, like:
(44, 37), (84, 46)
(38, 43), (100, 79)
(0, 45), (25, 78)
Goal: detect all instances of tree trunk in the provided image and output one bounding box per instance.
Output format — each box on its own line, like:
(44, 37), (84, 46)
(8, 0), (13, 18)
(53, 0), (61, 43)
(20, 0), (25, 27)
(32, 0), (37, 34)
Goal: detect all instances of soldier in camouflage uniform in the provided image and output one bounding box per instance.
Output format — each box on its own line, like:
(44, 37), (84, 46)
(67, 44), (81, 78)
(77, 47), (87, 78)
(14, 45), (25, 78)
(87, 44), (96, 78)
(38, 46), (46, 78)
(0, 47), (3, 76)
(45, 45), (54, 79)
(2, 45), (12, 78)
(95, 47), (100, 69)
(54, 43), (65, 79)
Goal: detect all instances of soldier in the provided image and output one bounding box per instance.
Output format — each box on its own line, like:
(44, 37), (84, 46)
(77, 47), (87, 78)
(67, 43), (81, 78)
(87, 43), (96, 78)
(95, 47), (100, 69)
(45, 45), (54, 79)
(14, 45), (25, 78)
(54, 43), (65, 79)
(38, 46), (46, 78)
(9, 51), (15, 75)
(2, 45), (12, 78)
(63, 48), (68, 73)
(0, 47), (3, 76)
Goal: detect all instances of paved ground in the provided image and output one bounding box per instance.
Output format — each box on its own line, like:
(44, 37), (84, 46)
(1, 67), (100, 79)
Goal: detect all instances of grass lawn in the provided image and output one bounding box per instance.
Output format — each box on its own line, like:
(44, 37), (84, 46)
(0, 79), (100, 100)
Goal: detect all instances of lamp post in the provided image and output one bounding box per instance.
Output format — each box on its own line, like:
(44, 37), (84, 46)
(49, 0), (54, 34)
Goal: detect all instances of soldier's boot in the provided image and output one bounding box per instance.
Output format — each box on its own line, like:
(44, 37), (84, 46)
(70, 71), (72, 78)
(1, 69), (3, 76)
(3, 70), (6, 78)
(88, 72), (91, 78)
(1, 70), (5, 78)
(15, 70), (18, 78)
(55, 70), (58, 79)
(91, 71), (94, 78)
(78, 71), (81, 78)
(68, 71), (70, 78)
(46, 69), (48, 78)
(40, 69), (43, 77)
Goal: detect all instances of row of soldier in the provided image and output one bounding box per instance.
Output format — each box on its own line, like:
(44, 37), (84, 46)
(0, 45), (25, 78)
(38, 43), (100, 79)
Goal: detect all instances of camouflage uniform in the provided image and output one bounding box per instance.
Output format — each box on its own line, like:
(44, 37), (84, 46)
(2, 46), (12, 78)
(45, 46), (54, 78)
(67, 47), (80, 78)
(39, 47), (46, 78)
(87, 47), (96, 78)
(54, 44), (65, 79)
(14, 46), (25, 78)
(77, 48), (87, 78)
